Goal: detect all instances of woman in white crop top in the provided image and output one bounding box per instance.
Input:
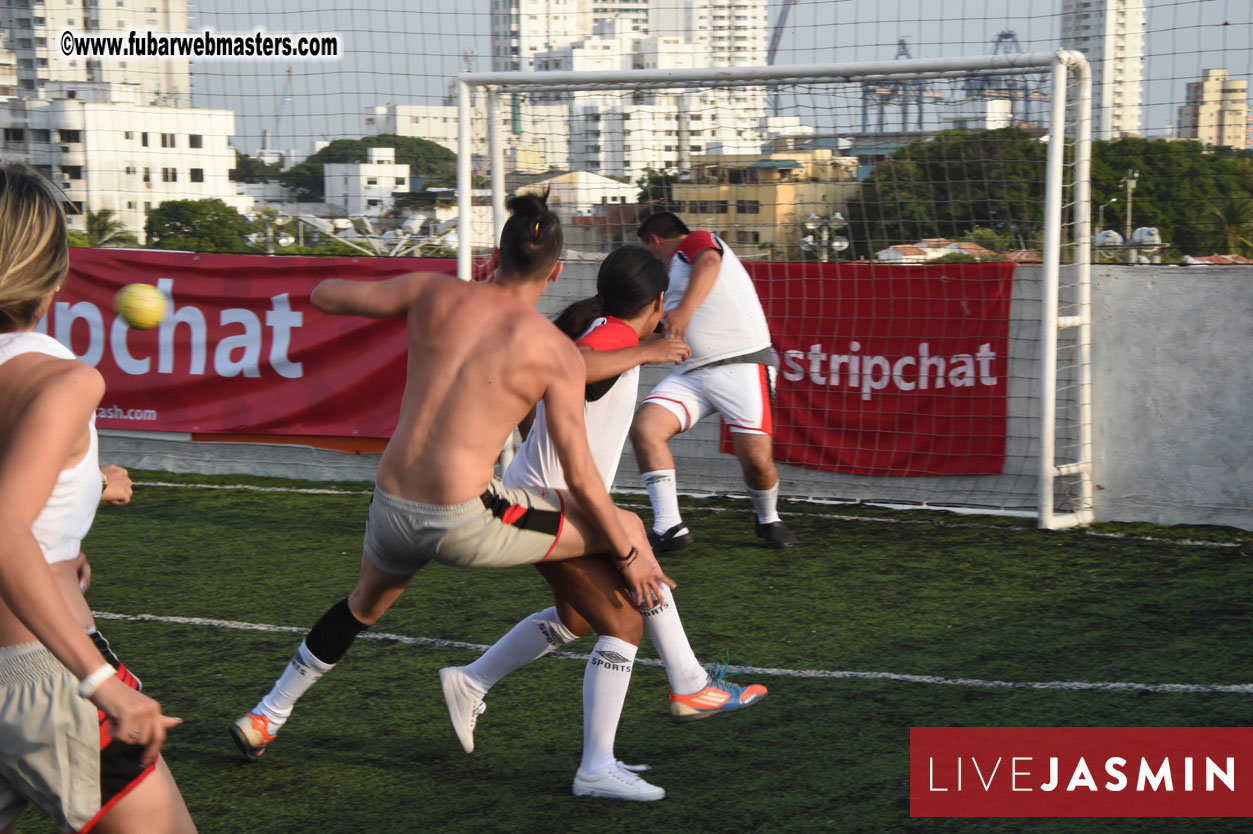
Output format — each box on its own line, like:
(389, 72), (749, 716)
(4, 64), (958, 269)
(0, 163), (196, 833)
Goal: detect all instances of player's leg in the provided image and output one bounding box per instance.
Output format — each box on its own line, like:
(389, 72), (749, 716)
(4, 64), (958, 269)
(232, 552), (417, 761)
(712, 364), (796, 549)
(92, 757), (196, 834)
(541, 556), (663, 801)
(440, 594), (585, 754)
(630, 371), (707, 551)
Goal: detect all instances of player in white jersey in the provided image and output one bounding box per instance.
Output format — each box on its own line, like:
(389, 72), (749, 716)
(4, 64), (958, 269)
(631, 212), (798, 551)
(0, 162), (196, 833)
(439, 246), (768, 802)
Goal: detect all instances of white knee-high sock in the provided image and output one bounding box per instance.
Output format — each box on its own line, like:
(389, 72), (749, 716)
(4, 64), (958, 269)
(462, 607), (578, 696)
(255, 640), (334, 731)
(580, 635), (638, 774)
(640, 585), (708, 696)
(642, 469), (684, 534)
(747, 482), (781, 524)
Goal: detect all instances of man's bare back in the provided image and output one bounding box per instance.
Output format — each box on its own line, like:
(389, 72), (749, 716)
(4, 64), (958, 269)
(312, 272), (586, 505)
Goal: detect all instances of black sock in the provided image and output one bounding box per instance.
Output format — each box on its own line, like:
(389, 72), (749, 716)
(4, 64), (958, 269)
(304, 598), (368, 665)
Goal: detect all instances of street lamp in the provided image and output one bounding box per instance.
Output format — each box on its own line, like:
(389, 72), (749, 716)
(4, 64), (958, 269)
(1119, 169), (1140, 264)
(1097, 197), (1117, 232)
(800, 211), (849, 263)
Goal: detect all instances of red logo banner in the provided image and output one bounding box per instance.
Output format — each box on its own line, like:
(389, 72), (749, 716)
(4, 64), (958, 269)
(740, 261), (1014, 476)
(51, 248), (452, 437)
(911, 727), (1253, 817)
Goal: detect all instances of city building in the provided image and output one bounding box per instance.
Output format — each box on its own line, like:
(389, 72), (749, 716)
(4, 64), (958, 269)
(1177, 69), (1249, 149)
(942, 98), (1013, 132)
(1059, 0), (1146, 139)
(363, 98), (570, 173)
(516, 169), (636, 216)
(0, 0), (247, 240)
(0, 50), (16, 98)
(671, 149), (859, 259)
(324, 147), (410, 217)
(0, 0), (190, 106)
(483, 0), (783, 180)
(0, 85), (248, 241)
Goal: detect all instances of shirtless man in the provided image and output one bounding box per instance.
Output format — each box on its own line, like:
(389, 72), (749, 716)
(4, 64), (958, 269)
(230, 194), (673, 790)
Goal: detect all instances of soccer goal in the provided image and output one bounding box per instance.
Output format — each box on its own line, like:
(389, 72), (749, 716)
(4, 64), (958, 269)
(456, 52), (1093, 530)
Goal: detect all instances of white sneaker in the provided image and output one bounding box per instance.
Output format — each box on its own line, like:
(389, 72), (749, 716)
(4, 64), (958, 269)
(572, 761), (666, 801)
(439, 666), (486, 754)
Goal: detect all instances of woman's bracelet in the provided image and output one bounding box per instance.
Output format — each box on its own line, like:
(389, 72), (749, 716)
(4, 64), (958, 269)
(613, 545), (637, 563)
(77, 662), (116, 699)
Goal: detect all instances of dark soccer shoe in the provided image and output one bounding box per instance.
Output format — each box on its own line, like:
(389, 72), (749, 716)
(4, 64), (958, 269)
(755, 521), (797, 549)
(648, 523), (694, 552)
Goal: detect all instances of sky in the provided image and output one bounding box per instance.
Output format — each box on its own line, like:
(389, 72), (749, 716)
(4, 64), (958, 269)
(185, 0), (1253, 155)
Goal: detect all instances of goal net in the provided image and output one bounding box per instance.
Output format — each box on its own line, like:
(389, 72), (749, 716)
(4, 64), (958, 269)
(458, 53), (1093, 529)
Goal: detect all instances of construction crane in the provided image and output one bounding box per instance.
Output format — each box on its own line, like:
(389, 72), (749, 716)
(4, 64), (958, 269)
(859, 38), (944, 133)
(766, 0), (799, 116)
(961, 32), (1049, 127)
(262, 67), (295, 157)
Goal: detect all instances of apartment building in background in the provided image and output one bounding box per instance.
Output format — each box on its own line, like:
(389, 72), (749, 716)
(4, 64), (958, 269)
(1059, 0), (1146, 139)
(1177, 68), (1249, 149)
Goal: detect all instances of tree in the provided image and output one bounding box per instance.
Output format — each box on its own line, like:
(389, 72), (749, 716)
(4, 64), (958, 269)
(145, 199), (256, 253)
(230, 150), (283, 183)
(279, 135), (456, 200)
(845, 128), (1051, 259)
(1206, 196), (1253, 257)
(85, 208), (137, 248)
(847, 130), (1253, 260)
(636, 169), (681, 211)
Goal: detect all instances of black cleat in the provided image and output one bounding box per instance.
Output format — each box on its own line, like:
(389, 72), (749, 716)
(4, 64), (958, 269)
(755, 521), (797, 549)
(648, 523), (694, 552)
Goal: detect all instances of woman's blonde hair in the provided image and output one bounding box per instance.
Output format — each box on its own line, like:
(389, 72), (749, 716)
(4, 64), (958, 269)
(0, 162), (69, 328)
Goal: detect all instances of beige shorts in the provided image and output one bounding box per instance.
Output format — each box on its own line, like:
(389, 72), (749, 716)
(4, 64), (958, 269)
(0, 644), (102, 832)
(363, 481), (565, 574)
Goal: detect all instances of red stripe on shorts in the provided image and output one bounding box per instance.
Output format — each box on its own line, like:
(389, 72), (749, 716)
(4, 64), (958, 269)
(758, 364), (774, 436)
(501, 504), (527, 526)
(540, 490), (566, 562)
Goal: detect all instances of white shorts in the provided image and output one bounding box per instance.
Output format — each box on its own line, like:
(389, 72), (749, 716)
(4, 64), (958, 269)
(643, 362), (776, 435)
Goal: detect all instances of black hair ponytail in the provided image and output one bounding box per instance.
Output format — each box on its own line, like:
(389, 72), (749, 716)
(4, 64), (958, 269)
(498, 189), (563, 279)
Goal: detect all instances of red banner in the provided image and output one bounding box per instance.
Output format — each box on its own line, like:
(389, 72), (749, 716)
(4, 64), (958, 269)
(51, 253), (1012, 476)
(911, 727), (1253, 817)
(51, 249), (452, 437)
(736, 261), (1015, 476)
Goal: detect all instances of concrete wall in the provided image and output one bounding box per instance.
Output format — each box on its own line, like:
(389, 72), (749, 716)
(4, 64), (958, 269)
(100, 263), (1253, 530)
(1090, 266), (1252, 529)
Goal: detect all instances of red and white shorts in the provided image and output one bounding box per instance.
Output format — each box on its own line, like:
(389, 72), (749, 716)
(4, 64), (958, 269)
(643, 362), (776, 435)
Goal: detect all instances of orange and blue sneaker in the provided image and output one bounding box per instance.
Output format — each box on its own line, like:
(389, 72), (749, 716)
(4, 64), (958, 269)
(668, 659), (767, 722)
(230, 712), (277, 762)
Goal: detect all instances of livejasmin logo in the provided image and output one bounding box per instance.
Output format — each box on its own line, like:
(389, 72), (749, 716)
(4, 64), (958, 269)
(910, 727), (1253, 818)
(927, 751), (1234, 793)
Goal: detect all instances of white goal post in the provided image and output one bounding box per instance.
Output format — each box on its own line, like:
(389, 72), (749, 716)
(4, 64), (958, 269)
(456, 51), (1093, 530)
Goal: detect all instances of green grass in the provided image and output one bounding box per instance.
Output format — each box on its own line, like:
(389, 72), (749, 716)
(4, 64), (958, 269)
(15, 470), (1253, 834)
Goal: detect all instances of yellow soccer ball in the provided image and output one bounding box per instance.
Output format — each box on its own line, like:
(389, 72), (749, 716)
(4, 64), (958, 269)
(114, 283), (167, 330)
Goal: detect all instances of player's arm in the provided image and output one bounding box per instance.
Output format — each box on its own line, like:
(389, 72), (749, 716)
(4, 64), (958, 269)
(543, 343), (673, 605)
(664, 248), (721, 341)
(579, 336), (690, 384)
(0, 366), (179, 762)
(310, 272), (447, 318)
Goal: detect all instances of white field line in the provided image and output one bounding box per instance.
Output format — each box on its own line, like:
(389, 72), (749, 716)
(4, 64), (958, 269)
(133, 480), (1247, 549)
(92, 611), (1253, 695)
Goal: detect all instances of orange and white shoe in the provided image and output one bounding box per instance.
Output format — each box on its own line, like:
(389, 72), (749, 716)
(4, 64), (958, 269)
(669, 665), (768, 722)
(230, 712), (277, 762)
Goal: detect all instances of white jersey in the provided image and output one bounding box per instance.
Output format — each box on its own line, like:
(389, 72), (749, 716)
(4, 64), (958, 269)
(504, 317), (640, 492)
(0, 331), (101, 564)
(665, 231), (772, 372)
